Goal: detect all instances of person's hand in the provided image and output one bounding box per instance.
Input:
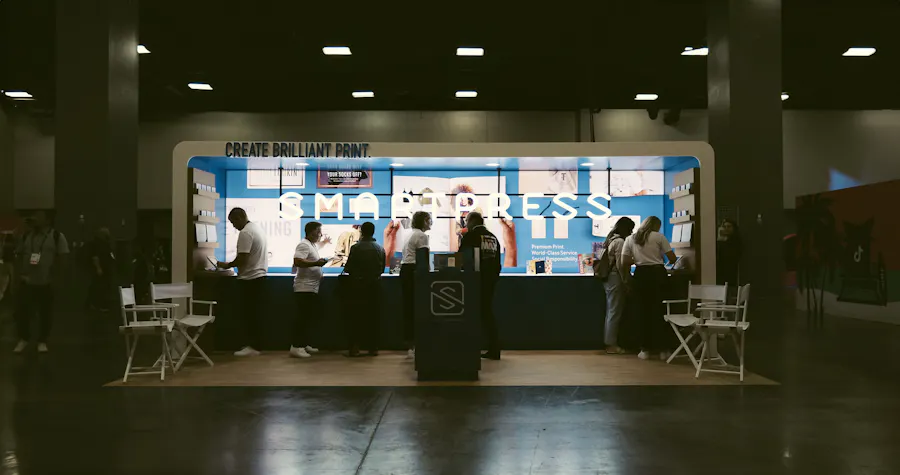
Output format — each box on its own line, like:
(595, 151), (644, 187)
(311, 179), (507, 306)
(317, 258), (329, 267)
(216, 261), (228, 269)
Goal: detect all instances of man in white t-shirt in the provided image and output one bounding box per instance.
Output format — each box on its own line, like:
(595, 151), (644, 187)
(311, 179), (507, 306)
(218, 207), (268, 356)
(289, 221), (330, 358)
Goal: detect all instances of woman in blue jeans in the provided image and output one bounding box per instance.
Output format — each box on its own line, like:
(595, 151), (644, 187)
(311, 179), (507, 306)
(602, 217), (636, 354)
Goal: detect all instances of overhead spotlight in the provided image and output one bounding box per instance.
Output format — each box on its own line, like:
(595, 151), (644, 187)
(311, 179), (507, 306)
(390, 163), (405, 167)
(647, 107), (660, 120)
(663, 108), (681, 126)
(456, 90), (478, 98)
(781, 92), (790, 101)
(842, 47), (875, 57)
(352, 91), (374, 98)
(3, 91), (34, 100)
(457, 47), (484, 56)
(188, 83), (213, 91)
(137, 45), (151, 54)
(323, 46), (352, 56)
(635, 93), (659, 101)
(681, 46), (709, 56)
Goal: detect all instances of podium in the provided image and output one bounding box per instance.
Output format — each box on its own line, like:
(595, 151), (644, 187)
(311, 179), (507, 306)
(414, 247), (482, 381)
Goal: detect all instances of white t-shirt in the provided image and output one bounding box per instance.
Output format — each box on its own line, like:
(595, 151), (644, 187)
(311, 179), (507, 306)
(293, 239), (323, 293)
(401, 229), (429, 265)
(235, 222), (268, 280)
(622, 231), (672, 267)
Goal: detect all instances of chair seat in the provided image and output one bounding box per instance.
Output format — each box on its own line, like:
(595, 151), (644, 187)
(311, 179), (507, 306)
(699, 320), (750, 331)
(664, 314), (699, 327)
(178, 314), (215, 327)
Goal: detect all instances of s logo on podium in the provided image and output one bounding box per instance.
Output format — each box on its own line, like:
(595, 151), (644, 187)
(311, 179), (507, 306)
(431, 281), (465, 316)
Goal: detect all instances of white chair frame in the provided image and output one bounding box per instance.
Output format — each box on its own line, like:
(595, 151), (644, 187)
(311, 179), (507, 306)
(695, 284), (751, 381)
(150, 282), (217, 371)
(663, 283), (729, 370)
(118, 286), (177, 382)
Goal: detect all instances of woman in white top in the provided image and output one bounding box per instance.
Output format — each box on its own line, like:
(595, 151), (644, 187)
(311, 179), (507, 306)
(620, 216), (678, 361)
(400, 211), (432, 357)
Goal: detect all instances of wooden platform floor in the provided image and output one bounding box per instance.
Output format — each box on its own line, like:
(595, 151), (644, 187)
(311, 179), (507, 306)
(106, 350), (776, 387)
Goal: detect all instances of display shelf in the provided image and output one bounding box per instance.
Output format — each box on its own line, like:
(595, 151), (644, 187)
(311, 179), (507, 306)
(671, 241), (692, 249)
(669, 215), (693, 224)
(195, 215), (220, 224)
(669, 189), (692, 200)
(196, 242), (219, 249)
(194, 189), (220, 199)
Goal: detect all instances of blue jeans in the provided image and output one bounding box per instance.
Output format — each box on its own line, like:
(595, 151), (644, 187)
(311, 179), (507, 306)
(603, 270), (625, 346)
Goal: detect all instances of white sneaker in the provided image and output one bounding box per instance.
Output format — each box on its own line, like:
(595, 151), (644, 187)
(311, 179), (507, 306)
(638, 350), (652, 360)
(407, 349), (415, 359)
(13, 341), (27, 354)
(234, 346), (260, 357)
(659, 351), (671, 362)
(37, 343), (49, 353)
(304, 346), (319, 354)
(289, 346), (311, 358)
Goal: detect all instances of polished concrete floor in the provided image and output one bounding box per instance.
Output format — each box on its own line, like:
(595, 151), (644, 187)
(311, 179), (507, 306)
(2, 300), (900, 474)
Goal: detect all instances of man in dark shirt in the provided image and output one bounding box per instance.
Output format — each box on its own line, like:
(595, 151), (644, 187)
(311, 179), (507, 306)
(343, 222), (386, 356)
(460, 212), (502, 360)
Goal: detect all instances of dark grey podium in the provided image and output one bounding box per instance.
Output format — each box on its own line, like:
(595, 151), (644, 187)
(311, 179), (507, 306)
(414, 248), (482, 381)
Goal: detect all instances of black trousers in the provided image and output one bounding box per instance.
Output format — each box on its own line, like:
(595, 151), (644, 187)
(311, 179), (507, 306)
(237, 277), (265, 350)
(633, 265), (669, 352)
(481, 277), (500, 354)
(293, 291), (322, 348)
(15, 283), (54, 343)
(346, 279), (381, 352)
(400, 263), (416, 347)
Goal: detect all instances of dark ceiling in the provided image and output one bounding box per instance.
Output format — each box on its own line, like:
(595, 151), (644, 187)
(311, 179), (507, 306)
(1, 0), (899, 115)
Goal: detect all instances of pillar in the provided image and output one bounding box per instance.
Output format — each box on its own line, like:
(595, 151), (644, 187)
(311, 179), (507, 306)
(707, 0), (784, 319)
(0, 105), (13, 213)
(55, 0), (138, 246)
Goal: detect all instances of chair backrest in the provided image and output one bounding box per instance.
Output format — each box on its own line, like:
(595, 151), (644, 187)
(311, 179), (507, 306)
(119, 286), (135, 325)
(737, 284), (751, 322)
(688, 284), (728, 304)
(151, 282), (193, 301)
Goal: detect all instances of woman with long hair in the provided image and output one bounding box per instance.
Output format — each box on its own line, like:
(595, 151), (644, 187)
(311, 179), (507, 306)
(602, 217), (636, 354)
(400, 211), (432, 358)
(620, 216), (678, 360)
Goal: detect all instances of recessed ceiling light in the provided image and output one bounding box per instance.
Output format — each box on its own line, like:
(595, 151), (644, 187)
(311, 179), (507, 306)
(188, 83), (213, 91)
(295, 162), (310, 167)
(781, 92), (790, 101)
(390, 163), (404, 167)
(457, 47), (484, 57)
(352, 91), (374, 98)
(486, 162), (500, 167)
(635, 93), (658, 101)
(580, 163), (594, 167)
(4, 91), (34, 99)
(681, 46), (708, 56)
(137, 45), (150, 54)
(843, 47), (876, 57)
(323, 46), (352, 56)
(456, 90), (478, 98)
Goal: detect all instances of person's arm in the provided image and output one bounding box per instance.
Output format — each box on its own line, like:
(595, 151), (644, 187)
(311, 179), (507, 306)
(343, 246), (358, 275)
(618, 239), (634, 282)
(293, 243), (327, 268)
(660, 234), (677, 264)
(219, 231), (250, 269)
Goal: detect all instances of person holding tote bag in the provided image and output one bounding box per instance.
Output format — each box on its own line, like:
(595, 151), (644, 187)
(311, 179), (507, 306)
(595, 217), (635, 355)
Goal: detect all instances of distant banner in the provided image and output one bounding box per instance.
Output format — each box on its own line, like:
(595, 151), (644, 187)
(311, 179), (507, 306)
(317, 167), (373, 188)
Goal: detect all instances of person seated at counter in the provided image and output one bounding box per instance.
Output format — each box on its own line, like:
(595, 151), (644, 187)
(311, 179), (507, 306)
(400, 211), (431, 359)
(620, 216), (678, 361)
(290, 221), (330, 359)
(460, 211), (502, 360)
(342, 222), (386, 357)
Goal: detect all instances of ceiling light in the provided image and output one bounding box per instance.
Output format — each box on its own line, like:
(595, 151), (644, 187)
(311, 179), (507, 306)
(3, 91), (34, 99)
(188, 83), (213, 91)
(843, 47), (876, 57)
(390, 163), (404, 167)
(781, 92), (790, 101)
(681, 46), (708, 56)
(580, 163), (594, 167)
(323, 46), (352, 56)
(456, 90), (478, 98)
(457, 47), (484, 57)
(635, 93), (658, 101)
(137, 45), (150, 54)
(486, 163), (500, 167)
(352, 91), (374, 98)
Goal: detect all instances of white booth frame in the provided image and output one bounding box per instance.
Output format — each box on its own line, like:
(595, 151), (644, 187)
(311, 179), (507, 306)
(172, 141), (716, 284)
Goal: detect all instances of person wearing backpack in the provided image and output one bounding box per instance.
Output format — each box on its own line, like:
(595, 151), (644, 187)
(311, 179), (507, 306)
(13, 210), (69, 354)
(594, 217), (635, 355)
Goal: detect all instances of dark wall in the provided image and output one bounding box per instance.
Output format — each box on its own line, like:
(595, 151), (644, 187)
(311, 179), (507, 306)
(7, 109), (900, 210)
(0, 105), (13, 213)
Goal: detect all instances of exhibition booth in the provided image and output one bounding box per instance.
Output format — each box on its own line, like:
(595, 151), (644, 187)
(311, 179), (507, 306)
(171, 142), (716, 352)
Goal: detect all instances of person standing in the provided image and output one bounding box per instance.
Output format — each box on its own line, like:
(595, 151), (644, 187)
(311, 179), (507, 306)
(13, 211), (69, 354)
(602, 217), (636, 355)
(400, 211), (431, 358)
(460, 212), (503, 360)
(218, 208), (268, 356)
(342, 222), (386, 357)
(290, 221), (330, 358)
(620, 216), (678, 361)
(87, 227), (116, 311)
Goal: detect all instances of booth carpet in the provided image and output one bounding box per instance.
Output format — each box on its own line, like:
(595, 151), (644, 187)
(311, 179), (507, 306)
(105, 350), (775, 387)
